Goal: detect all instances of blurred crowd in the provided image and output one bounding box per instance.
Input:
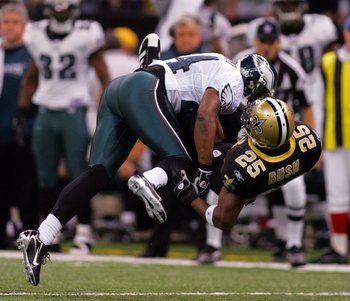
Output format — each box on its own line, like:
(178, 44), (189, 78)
(1, 0), (350, 266)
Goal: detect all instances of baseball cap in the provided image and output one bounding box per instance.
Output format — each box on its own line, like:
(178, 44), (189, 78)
(344, 16), (350, 30)
(113, 27), (139, 50)
(256, 20), (280, 42)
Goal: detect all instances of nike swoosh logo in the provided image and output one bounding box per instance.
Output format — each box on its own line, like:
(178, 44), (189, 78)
(32, 240), (41, 266)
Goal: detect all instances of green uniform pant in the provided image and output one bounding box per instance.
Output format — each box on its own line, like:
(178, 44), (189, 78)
(32, 107), (89, 188)
(89, 71), (191, 178)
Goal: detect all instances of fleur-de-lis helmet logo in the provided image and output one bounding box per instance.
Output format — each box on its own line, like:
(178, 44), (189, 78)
(251, 115), (265, 135)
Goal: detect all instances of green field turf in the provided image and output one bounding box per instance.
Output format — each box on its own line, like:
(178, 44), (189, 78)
(1, 252), (350, 301)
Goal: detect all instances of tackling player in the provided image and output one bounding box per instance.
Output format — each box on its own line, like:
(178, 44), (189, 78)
(17, 33), (277, 286)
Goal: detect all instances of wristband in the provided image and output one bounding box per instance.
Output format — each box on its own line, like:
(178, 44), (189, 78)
(205, 205), (217, 226)
(198, 163), (213, 173)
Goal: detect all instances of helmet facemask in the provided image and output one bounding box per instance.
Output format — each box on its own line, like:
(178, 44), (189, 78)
(273, 0), (308, 34)
(236, 54), (277, 105)
(44, 0), (80, 34)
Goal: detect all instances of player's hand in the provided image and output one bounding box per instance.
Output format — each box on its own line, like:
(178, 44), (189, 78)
(192, 164), (212, 196)
(172, 169), (198, 205)
(12, 109), (28, 148)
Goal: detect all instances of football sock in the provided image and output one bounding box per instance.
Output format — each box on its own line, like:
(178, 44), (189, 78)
(272, 205), (288, 242)
(143, 167), (168, 189)
(286, 220), (304, 249)
(206, 224), (223, 249)
(38, 214), (62, 245)
(331, 234), (348, 256)
(285, 204), (305, 248)
(330, 212), (349, 256)
(73, 224), (94, 245)
(205, 189), (222, 249)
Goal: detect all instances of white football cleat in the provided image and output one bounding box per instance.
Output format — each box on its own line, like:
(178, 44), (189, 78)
(138, 33), (161, 68)
(128, 174), (167, 223)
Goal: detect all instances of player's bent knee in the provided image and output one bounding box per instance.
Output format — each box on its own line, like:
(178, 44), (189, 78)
(213, 214), (234, 231)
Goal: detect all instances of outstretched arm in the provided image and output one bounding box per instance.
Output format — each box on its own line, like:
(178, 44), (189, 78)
(191, 187), (245, 230)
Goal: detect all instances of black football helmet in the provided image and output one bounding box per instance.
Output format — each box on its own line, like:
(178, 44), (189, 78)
(273, 0), (308, 34)
(44, 0), (80, 34)
(236, 54), (277, 103)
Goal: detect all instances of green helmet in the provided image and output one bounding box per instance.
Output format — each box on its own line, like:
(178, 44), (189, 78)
(236, 54), (277, 102)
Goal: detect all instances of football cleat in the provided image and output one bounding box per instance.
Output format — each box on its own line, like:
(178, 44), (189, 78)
(128, 174), (167, 223)
(17, 230), (50, 286)
(196, 245), (221, 264)
(138, 33), (161, 68)
(286, 246), (306, 268)
(271, 239), (287, 262)
(69, 241), (92, 255)
(69, 224), (94, 255)
(309, 248), (348, 264)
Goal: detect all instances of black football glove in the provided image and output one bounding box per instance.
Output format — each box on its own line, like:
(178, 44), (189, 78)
(192, 163), (212, 196)
(172, 169), (198, 206)
(12, 108), (29, 148)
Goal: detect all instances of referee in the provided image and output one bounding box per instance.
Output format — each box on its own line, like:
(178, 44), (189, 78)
(311, 16), (350, 264)
(233, 19), (315, 267)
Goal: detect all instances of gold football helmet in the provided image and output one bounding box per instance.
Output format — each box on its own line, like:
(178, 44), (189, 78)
(242, 97), (295, 149)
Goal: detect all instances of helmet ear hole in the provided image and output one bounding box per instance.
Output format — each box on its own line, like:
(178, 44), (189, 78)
(243, 97), (295, 149)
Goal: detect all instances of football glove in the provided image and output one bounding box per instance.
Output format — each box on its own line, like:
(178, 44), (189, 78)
(12, 109), (29, 148)
(192, 163), (212, 196)
(172, 169), (198, 206)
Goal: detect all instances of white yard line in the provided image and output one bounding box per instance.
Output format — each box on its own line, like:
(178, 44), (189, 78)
(2, 292), (350, 297)
(2, 250), (350, 273)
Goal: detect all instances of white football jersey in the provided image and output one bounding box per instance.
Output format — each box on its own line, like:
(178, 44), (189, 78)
(26, 19), (105, 109)
(248, 14), (337, 79)
(279, 15), (337, 78)
(247, 14), (337, 134)
(151, 53), (243, 114)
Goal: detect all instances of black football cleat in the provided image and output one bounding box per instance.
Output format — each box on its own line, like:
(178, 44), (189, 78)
(286, 246), (306, 268)
(196, 245), (221, 264)
(17, 230), (50, 286)
(138, 33), (161, 68)
(271, 239), (286, 262)
(128, 174), (167, 223)
(309, 248), (348, 264)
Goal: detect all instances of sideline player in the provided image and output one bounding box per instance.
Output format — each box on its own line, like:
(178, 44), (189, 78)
(18, 0), (110, 254)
